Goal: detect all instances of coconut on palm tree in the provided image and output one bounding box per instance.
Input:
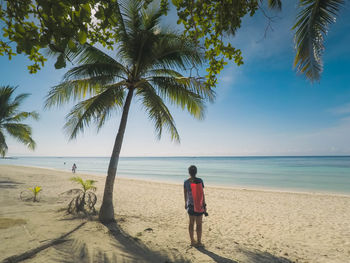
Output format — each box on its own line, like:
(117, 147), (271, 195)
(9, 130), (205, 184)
(45, 0), (215, 223)
(0, 86), (39, 157)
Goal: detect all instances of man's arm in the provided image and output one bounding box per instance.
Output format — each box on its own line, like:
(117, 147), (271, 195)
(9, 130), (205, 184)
(203, 189), (207, 211)
(184, 187), (187, 209)
(201, 181), (206, 210)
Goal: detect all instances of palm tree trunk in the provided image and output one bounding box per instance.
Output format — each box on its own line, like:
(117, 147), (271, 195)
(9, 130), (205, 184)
(99, 88), (134, 223)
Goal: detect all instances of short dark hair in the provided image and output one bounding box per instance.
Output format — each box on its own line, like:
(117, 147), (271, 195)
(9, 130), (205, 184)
(188, 165), (197, 177)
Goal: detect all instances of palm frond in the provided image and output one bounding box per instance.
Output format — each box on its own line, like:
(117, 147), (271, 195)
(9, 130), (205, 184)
(84, 180), (97, 192)
(4, 123), (36, 150)
(70, 177), (97, 192)
(0, 86), (37, 156)
(150, 76), (210, 120)
(45, 76), (117, 109)
(147, 34), (204, 73)
(70, 176), (84, 185)
(172, 76), (215, 102)
(137, 83), (180, 142)
(64, 83), (126, 139)
(150, 72), (215, 102)
(267, 0), (282, 10)
(117, 0), (157, 71)
(141, 2), (164, 32)
(29, 186), (42, 194)
(148, 69), (183, 78)
(123, 0), (143, 35)
(117, 6), (204, 77)
(114, 0), (128, 37)
(0, 85), (14, 100)
(0, 86), (16, 120)
(67, 44), (127, 71)
(12, 93), (30, 107)
(293, 0), (344, 81)
(45, 44), (129, 109)
(95, 84), (126, 131)
(3, 92), (32, 121)
(63, 63), (126, 83)
(5, 111), (39, 123)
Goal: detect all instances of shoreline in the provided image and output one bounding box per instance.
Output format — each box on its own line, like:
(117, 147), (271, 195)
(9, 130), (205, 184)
(1, 165), (350, 262)
(1, 164), (350, 198)
(3, 154), (350, 158)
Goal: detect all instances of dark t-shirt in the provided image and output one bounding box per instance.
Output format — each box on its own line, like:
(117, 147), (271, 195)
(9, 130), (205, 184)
(184, 177), (204, 207)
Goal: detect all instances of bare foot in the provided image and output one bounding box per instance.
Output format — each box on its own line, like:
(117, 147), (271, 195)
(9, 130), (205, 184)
(190, 241), (197, 247)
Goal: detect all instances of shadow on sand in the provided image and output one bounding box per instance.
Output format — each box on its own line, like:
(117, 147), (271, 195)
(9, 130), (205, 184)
(1, 220), (190, 263)
(105, 222), (294, 263)
(1, 217), (294, 263)
(195, 246), (238, 263)
(195, 246), (293, 263)
(50, 220), (191, 263)
(240, 248), (294, 263)
(2, 222), (86, 263)
(0, 179), (23, 189)
(103, 221), (191, 263)
(52, 240), (120, 263)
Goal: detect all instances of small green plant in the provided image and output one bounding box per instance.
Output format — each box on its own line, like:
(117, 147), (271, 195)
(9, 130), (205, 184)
(20, 186), (42, 202)
(66, 177), (97, 215)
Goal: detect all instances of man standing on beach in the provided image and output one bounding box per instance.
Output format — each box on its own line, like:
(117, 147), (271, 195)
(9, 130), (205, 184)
(184, 165), (207, 247)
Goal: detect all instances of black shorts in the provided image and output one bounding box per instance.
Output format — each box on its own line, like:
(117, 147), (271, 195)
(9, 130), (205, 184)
(187, 205), (204, 216)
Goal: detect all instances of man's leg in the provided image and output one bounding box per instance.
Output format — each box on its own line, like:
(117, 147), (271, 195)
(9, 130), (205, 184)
(189, 215), (196, 245)
(195, 215), (203, 245)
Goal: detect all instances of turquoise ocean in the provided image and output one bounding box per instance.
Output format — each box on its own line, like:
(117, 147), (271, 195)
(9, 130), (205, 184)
(1, 156), (349, 195)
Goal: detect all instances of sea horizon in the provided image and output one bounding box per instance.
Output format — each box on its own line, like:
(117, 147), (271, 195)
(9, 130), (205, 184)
(1, 155), (350, 195)
(3, 154), (350, 158)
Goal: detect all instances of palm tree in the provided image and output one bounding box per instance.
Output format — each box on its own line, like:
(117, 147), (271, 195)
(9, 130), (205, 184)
(45, 0), (215, 223)
(0, 86), (39, 157)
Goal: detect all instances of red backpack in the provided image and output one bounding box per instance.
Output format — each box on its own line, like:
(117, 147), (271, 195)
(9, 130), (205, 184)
(190, 181), (204, 213)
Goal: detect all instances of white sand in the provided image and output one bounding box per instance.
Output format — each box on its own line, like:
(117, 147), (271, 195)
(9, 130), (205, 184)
(1, 165), (349, 262)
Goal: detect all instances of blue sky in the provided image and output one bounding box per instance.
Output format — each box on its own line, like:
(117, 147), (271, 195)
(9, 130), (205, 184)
(1, 2), (350, 157)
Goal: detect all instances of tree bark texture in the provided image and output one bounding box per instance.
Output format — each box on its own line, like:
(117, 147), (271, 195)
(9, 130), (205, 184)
(99, 88), (134, 223)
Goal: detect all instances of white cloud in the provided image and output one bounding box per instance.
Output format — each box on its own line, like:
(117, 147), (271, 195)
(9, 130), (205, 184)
(216, 65), (245, 99)
(271, 116), (350, 155)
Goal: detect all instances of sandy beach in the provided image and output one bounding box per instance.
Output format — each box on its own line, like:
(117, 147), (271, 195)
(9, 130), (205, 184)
(1, 165), (349, 263)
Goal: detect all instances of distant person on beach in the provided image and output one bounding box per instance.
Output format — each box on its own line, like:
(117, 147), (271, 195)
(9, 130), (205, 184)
(72, 163), (77, 173)
(184, 165), (207, 247)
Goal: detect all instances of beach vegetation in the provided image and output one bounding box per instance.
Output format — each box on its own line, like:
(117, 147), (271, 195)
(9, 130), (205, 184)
(0, 86), (39, 157)
(45, 0), (214, 222)
(66, 176), (97, 215)
(30, 186), (42, 202)
(20, 185), (42, 202)
(0, 0), (345, 83)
